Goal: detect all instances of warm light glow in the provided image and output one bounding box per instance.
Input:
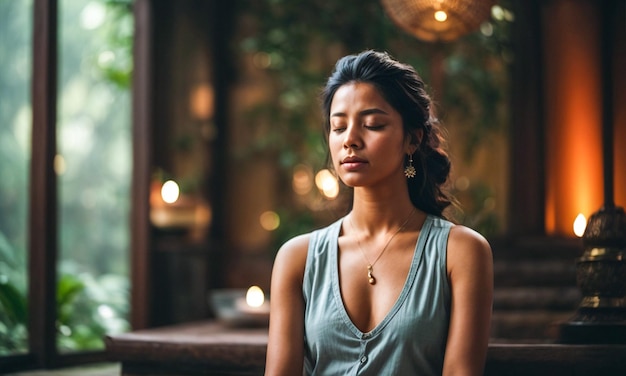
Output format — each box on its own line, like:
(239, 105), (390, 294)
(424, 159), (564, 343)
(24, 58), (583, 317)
(190, 84), (214, 120)
(161, 180), (180, 204)
(543, 5), (603, 235)
(260, 211), (280, 231)
(252, 52), (272, 69)
(573, 213), (587, 237)
(491, 5), (505, 21)
(54, 154), (66, 175)
(434, 10), (448, 22)
(292, 164), (313, 195)
(381, 0), (494, 42)
(480, 22), (494, 37)
(455, 176), (471, 191)
(315, 169), (339, 199)
(491, 5), (514, 22)
(246, 286), (265, 308)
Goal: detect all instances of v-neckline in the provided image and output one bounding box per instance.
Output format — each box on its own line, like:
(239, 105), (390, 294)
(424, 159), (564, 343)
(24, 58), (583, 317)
(330, 215), (433, 338)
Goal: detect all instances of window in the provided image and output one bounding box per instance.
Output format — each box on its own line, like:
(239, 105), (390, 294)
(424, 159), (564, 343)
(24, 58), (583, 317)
(0, 0), (32, 358)
(56, 0), (132, 353)
(0, 0), (132, 369)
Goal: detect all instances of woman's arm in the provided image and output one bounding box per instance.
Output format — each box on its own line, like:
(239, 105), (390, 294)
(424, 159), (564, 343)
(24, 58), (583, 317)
(265, 234), (310, 376)
(442, 225), (494, 376)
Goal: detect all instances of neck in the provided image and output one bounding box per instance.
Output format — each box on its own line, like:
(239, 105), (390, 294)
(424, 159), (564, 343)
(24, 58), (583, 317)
(350, 187), (420, 234)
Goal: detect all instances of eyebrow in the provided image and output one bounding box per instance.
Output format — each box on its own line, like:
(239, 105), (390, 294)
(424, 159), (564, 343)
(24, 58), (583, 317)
(330, 108), (389, 118)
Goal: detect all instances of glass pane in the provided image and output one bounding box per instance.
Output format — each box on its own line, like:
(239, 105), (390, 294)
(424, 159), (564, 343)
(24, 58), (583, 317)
(0, 0), (33, 356)
(56, 0), (133, 352)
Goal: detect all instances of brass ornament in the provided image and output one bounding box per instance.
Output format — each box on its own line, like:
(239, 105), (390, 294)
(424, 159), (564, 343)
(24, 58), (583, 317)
(404, 154), (416, 178)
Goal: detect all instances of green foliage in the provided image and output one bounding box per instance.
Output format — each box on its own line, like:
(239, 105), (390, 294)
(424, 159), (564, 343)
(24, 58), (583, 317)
(57, 274), (105, 351)
(0, 280), (27, 326)
(57, 275), (87, 324)
(96, 0), (134, 89)
(0, 232), (18, 270)
(0, 229), (28, 355)
(0, 263), (130, 354)
(56, 271), (130, 352)
(0, 278), (28, 354)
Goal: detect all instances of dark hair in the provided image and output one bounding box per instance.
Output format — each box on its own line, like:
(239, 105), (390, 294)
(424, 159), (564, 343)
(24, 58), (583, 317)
(321, 50), (453, 218)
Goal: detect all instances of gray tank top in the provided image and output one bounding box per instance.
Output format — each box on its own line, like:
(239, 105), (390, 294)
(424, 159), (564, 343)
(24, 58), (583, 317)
(302, 214), (452, 375)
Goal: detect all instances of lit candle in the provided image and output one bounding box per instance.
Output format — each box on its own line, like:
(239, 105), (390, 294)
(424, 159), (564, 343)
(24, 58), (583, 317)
(573, 213), (587, 237)
(235, 286), (270, 315)
(246, 285), (265, 307)
(161, 180), (180, 204)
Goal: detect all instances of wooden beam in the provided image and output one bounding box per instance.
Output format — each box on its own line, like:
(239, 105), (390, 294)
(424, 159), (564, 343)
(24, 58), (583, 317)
(29, 0), (59, 367)
(130, 0), (154, 330)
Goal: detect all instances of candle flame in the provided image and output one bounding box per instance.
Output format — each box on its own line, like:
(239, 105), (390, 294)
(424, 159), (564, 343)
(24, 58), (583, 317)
(573, 213), (586, 237)
(434, 10), (448, 22)
(246, 286), (265, 307)
(161, 180), (180, 204)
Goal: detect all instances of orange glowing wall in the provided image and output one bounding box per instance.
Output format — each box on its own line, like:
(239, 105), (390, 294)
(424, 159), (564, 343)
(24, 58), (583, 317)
(615, 4), (626, 216)
(543, 1), (604, 236)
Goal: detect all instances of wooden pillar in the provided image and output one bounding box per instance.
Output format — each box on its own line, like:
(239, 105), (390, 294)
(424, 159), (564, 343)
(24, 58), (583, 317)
(507, 0), (546, 236)
(131, 0), (154, 330)
(29, 0), (58, 366)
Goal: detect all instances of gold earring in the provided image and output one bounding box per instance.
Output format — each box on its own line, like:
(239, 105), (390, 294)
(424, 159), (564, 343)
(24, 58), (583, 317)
(404, 154), (416, 178)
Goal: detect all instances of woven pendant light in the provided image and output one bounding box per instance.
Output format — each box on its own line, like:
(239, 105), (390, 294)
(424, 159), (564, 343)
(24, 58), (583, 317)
(381, 0), (495, 42)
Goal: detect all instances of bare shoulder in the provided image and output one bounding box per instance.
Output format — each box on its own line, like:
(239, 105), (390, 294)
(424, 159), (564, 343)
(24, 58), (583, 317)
(272, 233), (311, 283)
(447, 224), (493, 272)
(275, 233), (310, 263)
(448, 224), (491, 252)
(266, 234), (310, 375)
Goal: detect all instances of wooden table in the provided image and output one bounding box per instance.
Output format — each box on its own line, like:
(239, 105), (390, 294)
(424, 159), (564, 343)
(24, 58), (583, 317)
(105, 321), (267, 376)
(106, 320), (626, 375)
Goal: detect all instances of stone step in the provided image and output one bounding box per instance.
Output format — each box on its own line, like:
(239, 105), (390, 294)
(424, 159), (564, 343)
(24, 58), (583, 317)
(493, 287), (581, 310)
(494, 260), (577, 287)
(490, 310), (574, 342)
(488, 238), (586, 342)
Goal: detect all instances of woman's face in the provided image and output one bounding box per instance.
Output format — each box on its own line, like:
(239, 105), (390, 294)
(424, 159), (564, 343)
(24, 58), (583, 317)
(329, 82), (413, 189)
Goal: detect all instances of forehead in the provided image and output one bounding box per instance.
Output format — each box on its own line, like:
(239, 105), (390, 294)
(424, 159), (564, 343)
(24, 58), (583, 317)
(330, 82), (392, 112)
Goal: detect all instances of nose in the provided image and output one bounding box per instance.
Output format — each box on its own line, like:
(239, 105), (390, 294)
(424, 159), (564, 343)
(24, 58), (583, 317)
(343, 123), (362, 150)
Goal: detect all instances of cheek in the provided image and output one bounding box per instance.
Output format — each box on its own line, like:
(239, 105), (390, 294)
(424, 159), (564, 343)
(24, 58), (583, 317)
(328, 136), (342, 162)
(372, 139), (406, 168)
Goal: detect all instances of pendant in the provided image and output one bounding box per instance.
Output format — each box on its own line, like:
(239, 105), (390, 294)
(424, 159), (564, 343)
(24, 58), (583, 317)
(367, 265), (376, 285)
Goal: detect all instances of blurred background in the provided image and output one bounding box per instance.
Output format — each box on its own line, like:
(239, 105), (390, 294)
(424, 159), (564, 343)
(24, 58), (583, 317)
(1, 0), (625, 371)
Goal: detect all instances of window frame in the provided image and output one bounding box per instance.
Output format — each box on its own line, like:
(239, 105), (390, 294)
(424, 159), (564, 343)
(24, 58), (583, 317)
(28, 0), (59, 368)
(0, 0), (150, 371)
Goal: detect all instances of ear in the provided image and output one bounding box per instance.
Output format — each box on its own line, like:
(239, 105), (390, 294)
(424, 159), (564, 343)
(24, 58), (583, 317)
(405, 129), (424, 154)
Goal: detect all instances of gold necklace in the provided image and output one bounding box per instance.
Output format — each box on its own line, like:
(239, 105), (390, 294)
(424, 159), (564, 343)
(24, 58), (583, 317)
(348, 207), (416, 285)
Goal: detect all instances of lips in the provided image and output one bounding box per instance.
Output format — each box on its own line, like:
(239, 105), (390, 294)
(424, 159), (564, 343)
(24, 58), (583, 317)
(340, 155), (368, 171)
(341, 155), (367, 164)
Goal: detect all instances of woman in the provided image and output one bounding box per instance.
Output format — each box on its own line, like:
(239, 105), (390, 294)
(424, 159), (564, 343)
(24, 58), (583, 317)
(265, 50), (493, 375)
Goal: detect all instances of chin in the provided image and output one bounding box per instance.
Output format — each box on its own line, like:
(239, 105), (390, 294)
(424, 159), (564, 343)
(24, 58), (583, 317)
(338, 177), (366, 188)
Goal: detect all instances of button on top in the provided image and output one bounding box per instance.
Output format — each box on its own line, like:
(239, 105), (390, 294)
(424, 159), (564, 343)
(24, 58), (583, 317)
(360, 356), (367, 364)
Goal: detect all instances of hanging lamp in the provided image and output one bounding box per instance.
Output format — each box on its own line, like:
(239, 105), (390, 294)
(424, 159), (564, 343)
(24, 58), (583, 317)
(381, 0), (496, 42)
